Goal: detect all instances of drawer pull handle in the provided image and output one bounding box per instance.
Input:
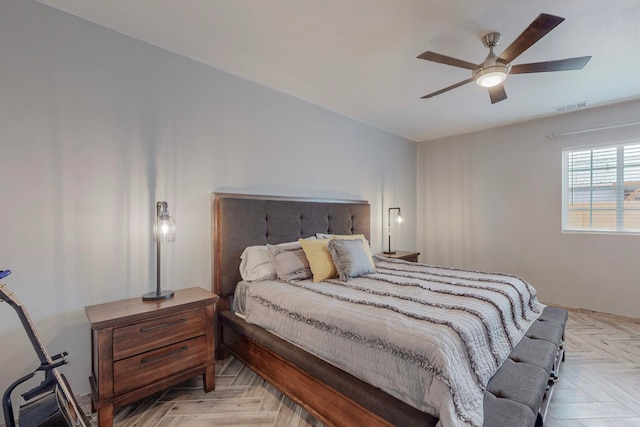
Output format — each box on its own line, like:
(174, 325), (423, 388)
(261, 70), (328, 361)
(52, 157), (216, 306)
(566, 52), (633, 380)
(140, 318), (187, 332)
(141, 346), (188, 364)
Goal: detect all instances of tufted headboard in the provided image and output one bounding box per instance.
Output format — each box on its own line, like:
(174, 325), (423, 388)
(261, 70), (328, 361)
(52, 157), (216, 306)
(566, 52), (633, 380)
(212, 193), (370, 309)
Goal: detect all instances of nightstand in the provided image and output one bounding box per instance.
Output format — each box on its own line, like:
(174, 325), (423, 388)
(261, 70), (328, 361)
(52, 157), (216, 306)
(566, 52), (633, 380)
(85, 287), (219, 427)
(377, 250), (421, 263)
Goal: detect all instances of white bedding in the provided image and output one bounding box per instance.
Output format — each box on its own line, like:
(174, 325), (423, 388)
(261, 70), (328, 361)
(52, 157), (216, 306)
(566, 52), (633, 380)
(232, 280), (251, 318)
(243, 257), (544, 427)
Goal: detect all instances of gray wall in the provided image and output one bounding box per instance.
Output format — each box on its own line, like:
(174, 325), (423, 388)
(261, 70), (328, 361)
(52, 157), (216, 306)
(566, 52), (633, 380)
(418, 99), (640, 319)
(0, 0), (417, 417)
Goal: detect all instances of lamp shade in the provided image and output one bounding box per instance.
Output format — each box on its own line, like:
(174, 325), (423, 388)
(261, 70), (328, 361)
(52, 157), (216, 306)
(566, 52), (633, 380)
(153, 202), (175, 243)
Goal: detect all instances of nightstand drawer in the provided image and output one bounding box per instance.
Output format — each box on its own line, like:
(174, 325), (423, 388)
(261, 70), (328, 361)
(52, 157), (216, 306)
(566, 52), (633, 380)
(113, 335), (208, 395)
(113, 308), (206, 360)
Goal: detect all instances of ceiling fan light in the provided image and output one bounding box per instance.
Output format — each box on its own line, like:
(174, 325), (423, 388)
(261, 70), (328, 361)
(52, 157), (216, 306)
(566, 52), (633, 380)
(474, 64), (509, 88)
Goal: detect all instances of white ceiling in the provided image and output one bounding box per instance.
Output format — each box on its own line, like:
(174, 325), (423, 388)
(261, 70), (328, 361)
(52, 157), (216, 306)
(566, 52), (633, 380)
(36, 0), (640, 142)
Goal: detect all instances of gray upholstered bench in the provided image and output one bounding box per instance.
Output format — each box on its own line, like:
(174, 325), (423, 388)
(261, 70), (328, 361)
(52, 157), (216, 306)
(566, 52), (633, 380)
(484, 359), (549, 427)
(483, 305), (568, 427)
(527, 305), (568, 381)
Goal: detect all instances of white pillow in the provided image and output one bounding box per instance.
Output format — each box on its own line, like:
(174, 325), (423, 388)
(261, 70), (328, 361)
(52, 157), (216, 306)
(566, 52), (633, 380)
(239, 246), (277, 282)
(316, 232), (370, 245)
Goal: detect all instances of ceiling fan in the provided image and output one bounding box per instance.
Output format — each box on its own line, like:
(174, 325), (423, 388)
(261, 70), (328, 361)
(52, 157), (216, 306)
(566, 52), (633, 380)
(417, 13), (592, 104)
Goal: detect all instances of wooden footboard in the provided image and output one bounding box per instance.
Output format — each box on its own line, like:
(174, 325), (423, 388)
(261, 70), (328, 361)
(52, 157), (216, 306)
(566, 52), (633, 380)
(219, 310), (438, 427)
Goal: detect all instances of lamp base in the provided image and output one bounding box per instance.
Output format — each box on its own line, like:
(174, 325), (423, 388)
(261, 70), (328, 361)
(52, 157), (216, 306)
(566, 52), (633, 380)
(383, 250), (396, 255)
(142, 290), (175, 301)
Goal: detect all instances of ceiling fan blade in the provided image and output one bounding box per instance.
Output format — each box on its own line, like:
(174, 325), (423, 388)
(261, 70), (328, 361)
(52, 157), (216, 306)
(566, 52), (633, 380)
(498, 13), (565, 64)
(510, 56), (592, 74)
(488, 84), (508, 104)
(420, 78), (474, 99)
(417, 51), (477, 70)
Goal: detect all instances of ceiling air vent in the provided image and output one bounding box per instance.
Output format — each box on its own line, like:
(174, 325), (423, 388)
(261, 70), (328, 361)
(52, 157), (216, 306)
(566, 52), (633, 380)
(555, 101), (587, 112)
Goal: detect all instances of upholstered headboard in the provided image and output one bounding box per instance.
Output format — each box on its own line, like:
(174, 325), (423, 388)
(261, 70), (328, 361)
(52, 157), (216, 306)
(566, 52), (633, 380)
(212, 193), (370, 308)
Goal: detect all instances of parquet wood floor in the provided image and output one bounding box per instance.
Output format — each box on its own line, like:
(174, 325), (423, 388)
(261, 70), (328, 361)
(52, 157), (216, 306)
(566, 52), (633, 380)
(85, 310), (639, 426)
(545, 311), (640, 426)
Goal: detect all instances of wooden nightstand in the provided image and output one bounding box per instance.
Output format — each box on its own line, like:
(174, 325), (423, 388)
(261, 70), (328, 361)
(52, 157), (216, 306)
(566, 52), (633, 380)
(85, 287), (219, 427)
(377, 250), (421, 263)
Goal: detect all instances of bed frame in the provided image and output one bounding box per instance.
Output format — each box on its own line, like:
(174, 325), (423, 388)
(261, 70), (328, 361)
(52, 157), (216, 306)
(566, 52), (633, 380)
(211, 192), (566, 427)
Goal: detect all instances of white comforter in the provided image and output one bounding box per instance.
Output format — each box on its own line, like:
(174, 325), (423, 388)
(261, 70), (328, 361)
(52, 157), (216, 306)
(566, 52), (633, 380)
(244, 257), (544, 427)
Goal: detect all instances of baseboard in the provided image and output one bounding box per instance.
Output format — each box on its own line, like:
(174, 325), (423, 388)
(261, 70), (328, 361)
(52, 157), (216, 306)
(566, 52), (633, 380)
(543, 302), (640, 324)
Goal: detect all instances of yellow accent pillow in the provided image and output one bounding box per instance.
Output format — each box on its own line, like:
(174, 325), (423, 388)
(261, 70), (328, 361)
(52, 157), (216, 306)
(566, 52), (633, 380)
(299, 238), (337, 282)
(329, 234), (376, 270)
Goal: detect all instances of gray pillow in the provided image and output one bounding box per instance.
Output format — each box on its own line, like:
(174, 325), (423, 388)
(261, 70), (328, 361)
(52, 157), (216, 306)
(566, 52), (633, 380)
(327, 239), (375, 281)
(267, 241), (312, 281)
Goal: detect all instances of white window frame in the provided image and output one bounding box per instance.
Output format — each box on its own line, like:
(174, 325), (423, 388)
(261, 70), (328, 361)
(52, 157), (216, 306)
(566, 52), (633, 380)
(562, 140), (640, 234)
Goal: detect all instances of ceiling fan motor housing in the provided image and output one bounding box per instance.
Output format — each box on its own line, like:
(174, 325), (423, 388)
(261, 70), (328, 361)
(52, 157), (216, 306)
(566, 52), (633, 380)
(482, 32), (502, 48)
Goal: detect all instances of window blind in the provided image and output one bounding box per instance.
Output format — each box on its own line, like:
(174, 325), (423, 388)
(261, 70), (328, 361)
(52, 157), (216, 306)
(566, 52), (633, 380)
(562, 142), (640, 233)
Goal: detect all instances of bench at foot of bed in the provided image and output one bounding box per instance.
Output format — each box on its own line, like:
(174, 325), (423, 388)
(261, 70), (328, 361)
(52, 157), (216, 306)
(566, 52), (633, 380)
(484, 305), (568, 427)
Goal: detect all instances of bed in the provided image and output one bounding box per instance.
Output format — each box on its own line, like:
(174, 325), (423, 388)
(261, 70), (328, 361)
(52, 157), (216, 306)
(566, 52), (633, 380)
(212, 193), (567, 427)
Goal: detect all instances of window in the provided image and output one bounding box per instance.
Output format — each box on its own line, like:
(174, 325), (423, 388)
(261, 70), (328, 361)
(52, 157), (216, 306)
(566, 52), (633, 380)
(563, 142), (640, 233)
